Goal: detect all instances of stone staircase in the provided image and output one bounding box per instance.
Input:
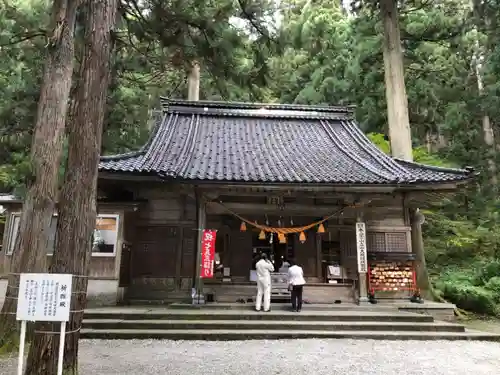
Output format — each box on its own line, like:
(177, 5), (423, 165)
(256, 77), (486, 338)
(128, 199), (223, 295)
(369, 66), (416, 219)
(80, 304), (500, 341)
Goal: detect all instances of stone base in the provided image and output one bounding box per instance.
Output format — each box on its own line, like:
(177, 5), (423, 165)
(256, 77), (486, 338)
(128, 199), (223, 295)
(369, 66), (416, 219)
(86, 279), (120, 307)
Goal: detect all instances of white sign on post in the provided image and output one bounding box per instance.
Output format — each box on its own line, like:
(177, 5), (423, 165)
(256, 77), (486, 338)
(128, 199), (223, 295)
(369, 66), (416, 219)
(16, 273), (73, 375)
(356, 222), (368, 273)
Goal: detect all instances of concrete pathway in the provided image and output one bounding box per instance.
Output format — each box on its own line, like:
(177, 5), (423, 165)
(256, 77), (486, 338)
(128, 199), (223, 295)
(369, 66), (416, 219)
(1, 339), (500, 375)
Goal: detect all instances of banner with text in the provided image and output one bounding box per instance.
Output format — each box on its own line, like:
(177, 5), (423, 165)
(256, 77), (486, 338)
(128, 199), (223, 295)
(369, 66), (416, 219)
(200, 230), (217, 278)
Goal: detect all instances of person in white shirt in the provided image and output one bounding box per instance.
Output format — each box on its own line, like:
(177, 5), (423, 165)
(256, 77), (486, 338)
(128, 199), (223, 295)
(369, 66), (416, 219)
(287, 260), (306, 312)
(255, 253), (275, 312)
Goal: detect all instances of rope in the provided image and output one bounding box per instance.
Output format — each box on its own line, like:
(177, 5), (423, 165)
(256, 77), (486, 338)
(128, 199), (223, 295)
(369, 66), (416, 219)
(0, 309), (85, 315)
(6, 285), (87, 294)
(34, 326), (82, 335)
(7, 273), (90, 278)
(213, 199), (371, 234)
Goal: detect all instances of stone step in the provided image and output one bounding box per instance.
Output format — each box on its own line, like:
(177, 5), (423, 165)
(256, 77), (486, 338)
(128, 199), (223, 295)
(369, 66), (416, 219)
(84, 308), (435, 323)
(82, 319), (465, 332)
(127, 296), (291, 305)
(168, 302), (393, 311)
(79, 328), (500, 341)
(127, 299), (192, 306)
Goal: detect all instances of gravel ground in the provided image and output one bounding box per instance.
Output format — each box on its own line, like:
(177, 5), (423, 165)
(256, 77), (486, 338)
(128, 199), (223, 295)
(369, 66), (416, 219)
(1, 339), (500, 375)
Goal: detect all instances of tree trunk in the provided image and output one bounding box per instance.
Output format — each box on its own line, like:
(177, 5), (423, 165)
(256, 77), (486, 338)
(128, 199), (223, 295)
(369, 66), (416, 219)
(380, 0), (413, 161)
(24, 1), (118, 373)
(473, 45), (497, 185)
(411, 208), (433, 300)
(0, 0), (78, 352)
(471, 0), (497, 186)
(187, 60), (200, 101)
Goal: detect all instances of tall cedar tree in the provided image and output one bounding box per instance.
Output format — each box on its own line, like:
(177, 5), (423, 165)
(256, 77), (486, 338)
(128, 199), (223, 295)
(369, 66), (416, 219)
(0, 0), (79, 351)
(378, 0), (432, 297)
(379, 0), (413, 161)
(24, 0), (118, 373)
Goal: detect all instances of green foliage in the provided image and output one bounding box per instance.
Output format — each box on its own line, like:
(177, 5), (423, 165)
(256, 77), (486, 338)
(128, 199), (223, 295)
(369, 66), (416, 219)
(440, 281), (498, 315)
(367, 133), (391, 154)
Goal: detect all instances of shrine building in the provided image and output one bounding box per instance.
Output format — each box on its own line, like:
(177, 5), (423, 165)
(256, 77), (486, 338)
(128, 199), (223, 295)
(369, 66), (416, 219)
(0, 100), (474, 305)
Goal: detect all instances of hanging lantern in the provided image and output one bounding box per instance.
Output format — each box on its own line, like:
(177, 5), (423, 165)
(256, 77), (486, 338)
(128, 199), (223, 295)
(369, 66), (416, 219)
(259, 230), (266, 240)
(317, 223), (325, 233)
(299, 231), (306, 243)
(240, 221), (247, 232)
(278, 233), (286, 244)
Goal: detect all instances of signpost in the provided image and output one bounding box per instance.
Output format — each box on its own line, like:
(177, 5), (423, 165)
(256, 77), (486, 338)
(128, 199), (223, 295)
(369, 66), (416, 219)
(355, 222), (368, 273)
(16, 273), (73, 375)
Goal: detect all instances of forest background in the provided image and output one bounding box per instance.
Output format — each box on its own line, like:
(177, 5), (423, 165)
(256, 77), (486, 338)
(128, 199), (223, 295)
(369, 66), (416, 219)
(2, 0), (500, 316)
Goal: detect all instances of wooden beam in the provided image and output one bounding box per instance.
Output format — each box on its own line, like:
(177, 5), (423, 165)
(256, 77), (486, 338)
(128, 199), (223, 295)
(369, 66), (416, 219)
(207, 202), (347, 216)
(206, 202), (404, 217)
(99, 173), (163, 182)
(197, 183), (397, 193)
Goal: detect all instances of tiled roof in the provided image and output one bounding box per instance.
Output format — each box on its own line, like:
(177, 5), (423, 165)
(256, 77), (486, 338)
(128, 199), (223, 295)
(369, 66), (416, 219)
(99, 100), (475, 185)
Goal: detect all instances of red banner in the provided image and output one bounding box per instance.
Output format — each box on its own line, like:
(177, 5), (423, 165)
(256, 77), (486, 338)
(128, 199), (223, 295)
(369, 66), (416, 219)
(200, 230), (217, 278)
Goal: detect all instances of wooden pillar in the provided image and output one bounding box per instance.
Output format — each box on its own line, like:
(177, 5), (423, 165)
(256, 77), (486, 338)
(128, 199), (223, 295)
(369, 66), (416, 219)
(175, 194), (187, 289)
(316, 234), (322, 280)
(356, 213), (369, 304)
(193, 190), (206, 296)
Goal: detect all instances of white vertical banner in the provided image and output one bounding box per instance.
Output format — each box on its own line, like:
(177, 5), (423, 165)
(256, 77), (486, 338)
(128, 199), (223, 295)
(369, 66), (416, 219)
(355, 222), (368, 273)
(16, 273), (73, 375)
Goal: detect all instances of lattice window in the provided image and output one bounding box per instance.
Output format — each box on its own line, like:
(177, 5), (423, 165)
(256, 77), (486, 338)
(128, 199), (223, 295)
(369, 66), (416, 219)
(367, 233), (386, 252)
(385, 233), (408, 252)
(367, 232), (409, 252)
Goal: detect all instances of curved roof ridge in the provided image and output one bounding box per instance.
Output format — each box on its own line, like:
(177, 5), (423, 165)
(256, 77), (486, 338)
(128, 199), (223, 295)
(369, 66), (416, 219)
(160, 97), (355, 114)
(100, 149), (143, 161)
(142, 113), (178, 171)
(394, 158), (476, 175)
(100, 111), (164, 162)
(320, 120), (396, 181)
(173, 115), (202, 177)
(341, 120), (410, 177)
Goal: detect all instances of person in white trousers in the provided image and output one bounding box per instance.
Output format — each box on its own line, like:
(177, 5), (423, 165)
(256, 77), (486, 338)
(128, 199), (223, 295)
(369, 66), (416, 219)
(255, 253), (275, 312)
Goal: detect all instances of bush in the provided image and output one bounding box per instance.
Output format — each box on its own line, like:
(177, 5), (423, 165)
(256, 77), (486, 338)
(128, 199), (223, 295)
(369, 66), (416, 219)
(477, 261), (500, 284)
(441, 282), (498, 315)
(485, 277), (500, 302)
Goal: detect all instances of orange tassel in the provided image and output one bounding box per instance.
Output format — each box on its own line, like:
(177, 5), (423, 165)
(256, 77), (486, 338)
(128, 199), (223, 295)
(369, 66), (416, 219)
(278, 233), (286, 244)
(240, 221), (246, 232)
(259, 230), (266, 240)
(317, 223), (325, 233)
(299, 231), (306, 243)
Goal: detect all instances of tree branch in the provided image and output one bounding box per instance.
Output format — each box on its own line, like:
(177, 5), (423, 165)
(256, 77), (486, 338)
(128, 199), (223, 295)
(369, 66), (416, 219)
(0, 30), (46, 47)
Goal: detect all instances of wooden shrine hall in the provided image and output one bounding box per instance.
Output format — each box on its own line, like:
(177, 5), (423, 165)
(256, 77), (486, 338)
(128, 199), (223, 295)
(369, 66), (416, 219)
(0, 100), (475, 306)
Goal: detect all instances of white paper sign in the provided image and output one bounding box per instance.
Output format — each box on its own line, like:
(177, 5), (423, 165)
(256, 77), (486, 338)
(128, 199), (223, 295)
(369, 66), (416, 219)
(356, 222), (368, 273)
(328, 265), (341, 277)
(16, 273), (73, 322)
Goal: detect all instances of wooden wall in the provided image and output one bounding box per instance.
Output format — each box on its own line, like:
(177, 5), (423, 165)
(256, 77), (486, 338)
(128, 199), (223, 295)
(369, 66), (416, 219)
(0, 184), (414, 293)
(0, 202), (126, 280)
(127, 184), (197, 290)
